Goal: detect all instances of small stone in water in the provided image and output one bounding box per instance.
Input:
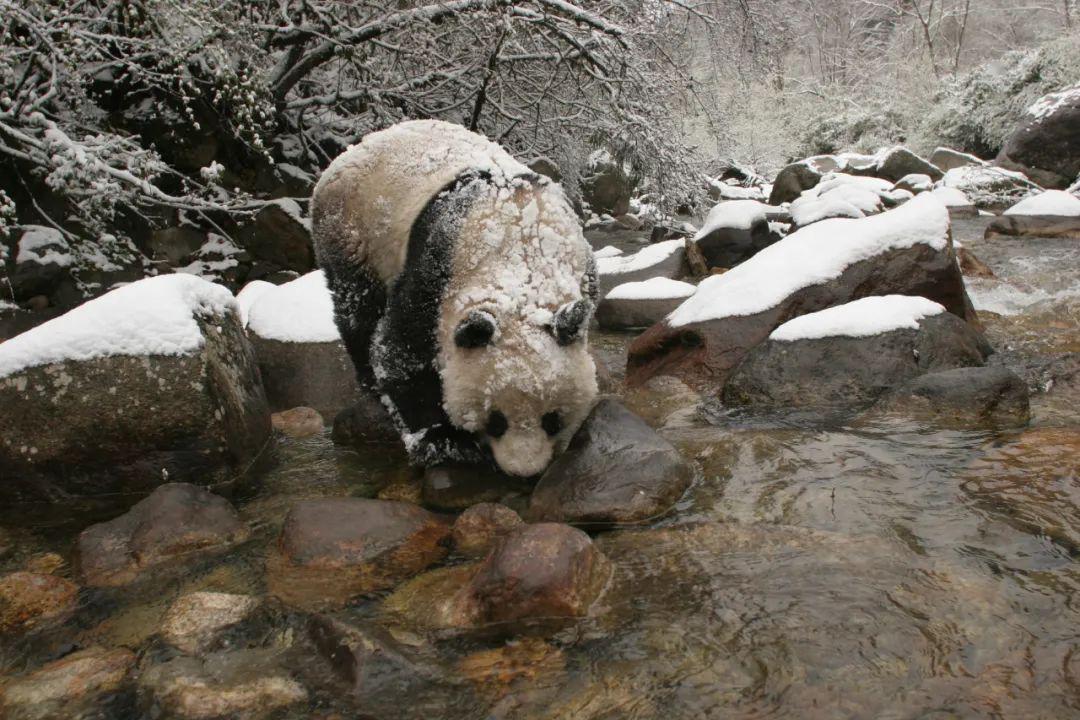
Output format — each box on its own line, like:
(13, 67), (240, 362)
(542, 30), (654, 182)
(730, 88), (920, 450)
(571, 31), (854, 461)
(457, 637), (566, 700)
(451, 503), (523, 558)
(23, 552), (66, 576)
(421, 464), (516, 512)
(0, 571), (78, 634)
(161, 591), (262, 655)
(270, 406), (324, 437)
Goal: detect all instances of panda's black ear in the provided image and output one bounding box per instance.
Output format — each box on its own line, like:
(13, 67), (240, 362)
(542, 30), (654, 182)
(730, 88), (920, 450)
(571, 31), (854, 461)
(454, 310), (497, 348)
(552, 299), (592, 346)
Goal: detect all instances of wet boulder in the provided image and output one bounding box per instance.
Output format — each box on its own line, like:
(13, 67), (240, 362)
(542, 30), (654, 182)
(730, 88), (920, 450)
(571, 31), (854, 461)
(384, 522), (609, 637)
(722, 296), (992, 409)
(74, 483), (251, 587)
(161, 592), (264, 655)
(245, 271), (363, 422)
(984, 213), (1080, 239)
(0, 646), (135, 720)
(768, 161), (824, 205)
(956, 245), (994, 278)
(265, 498), (450, 611)
(270, 407), (324, 438)
(996, 86), (1080, 189)
(596, 278), (695, 330)
(627, 195), (978, 392)
(420, 464), (526, 512)
(871, 366), (1029, 426)
(528, 399), (694, 526)
(0, 571), (78, 635)
(690, 200), (774, 268)
(452, 503), (523, 558)
(930, 147), (987, 172)
(0, 275), (271, 500)
(596, 240), (686, 298)
(331, 394), (400, 447)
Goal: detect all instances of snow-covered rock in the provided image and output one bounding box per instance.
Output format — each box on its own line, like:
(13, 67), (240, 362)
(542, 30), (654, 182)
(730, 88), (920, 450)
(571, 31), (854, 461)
(592, 245), (623, 260)
(245, 271), (362, 421)
(596, 278), (696, 330)
(929, 186), (978, 218)
(596, 239), (686, 297)
(626, 194), (978, 391)
(0, 274), (271, 499)
(235, 280), (276, 325)
(940, 165), (1041, 209)
(997, 85), (1080, 189)
(895, 174), (933, 194)
(723, 295), (991, 410)
(8, 226), (73, 300)
(690, 200), (774, 267)
(1002, 190), (1080, 217)
(929, 147), (988, 172)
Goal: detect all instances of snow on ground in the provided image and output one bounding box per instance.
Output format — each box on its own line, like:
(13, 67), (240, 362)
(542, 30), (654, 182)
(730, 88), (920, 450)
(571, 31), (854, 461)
(592, 245), (624, 259)
(667, 193), (950, 327)
(245, 270), (340, 343)
(235, 280), (276, 325)
(694, 200), (768, 240)
(0, 274), (236, 378)
(769, 295), (945, 342)
(16, 226), (72, 267)
(1003, 190), (1080, 217)
(1026, 86), (1080, 121)
(606, 277), (696, 301)
(929, 187), (973, 207)
(596, 239), (683, 277)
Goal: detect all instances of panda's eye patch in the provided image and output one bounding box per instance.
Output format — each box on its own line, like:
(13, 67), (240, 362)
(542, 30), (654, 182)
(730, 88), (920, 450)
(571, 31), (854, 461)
(485, 410), (508, 438)
(455, 310), (497, 348)
(541, 411), (562, 437)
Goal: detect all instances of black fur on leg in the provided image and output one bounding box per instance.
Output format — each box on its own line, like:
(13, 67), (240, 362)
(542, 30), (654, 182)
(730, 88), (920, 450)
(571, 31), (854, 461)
(319, 250), (387, 391)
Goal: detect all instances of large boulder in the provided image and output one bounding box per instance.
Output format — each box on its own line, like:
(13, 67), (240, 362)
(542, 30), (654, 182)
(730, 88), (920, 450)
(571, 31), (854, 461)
(930, 147), (987, 172)
(242, 199), (314, 272)
(528, 399), (694, 526)
(244, 271), (363, 421)
(722, 296), (991, 409)
(768, 161), (823, 205)
(74, 483), (251, 587)
(595, 240), (686, 297)
(984, 215), (1080, 240)
(871, 147), (943, 183)
(996, 86), (1080, 189)
(580, 151), (634, 216)
(265, 498), (450, 611)
(627, 195), (977, 392)
(0, 275), (272, 500)
(940, 165), (1041, 209)
(596, 278), (695, 330)
(690, 200), (774, 267)
(1002, 189), (1080, 217)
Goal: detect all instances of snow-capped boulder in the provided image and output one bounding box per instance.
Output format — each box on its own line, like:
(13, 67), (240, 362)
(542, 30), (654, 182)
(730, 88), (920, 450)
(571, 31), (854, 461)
(929, 186), (978, 218)
(626, 194), (978, 392)
(940, 165), (1041, 209)
(895, 174), (933, 194)
(9, 226), (73, 301)
(596, 277), (695, 330)
(722, 296), (991, 409)
(596, 239), (686, 297)
(870, 147), (943, 183)
(705, 177), (767, 202)
(997, 86), (1080, 189)
(0, 275), (271, 499)
(788, 173), (899, 227)
(1002, 189), (1080, 217)
(930, 147), (988, 173)
(244, 271), (363, 422)
(690, 200), (774, 268)
(870, 366), (1029, 427)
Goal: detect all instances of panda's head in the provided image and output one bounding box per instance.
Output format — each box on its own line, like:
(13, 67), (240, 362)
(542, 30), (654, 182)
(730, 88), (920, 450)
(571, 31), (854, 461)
(441, 301), (598, 477)
(437, 176), (598, 477)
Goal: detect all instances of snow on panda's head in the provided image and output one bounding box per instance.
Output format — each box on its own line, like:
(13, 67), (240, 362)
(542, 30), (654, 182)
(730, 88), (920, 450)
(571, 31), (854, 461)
(438, 176), (598, 477)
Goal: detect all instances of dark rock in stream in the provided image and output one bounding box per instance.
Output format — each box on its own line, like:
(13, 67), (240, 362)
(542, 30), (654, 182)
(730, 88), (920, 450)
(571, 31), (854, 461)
(421, 464), (519, 512)
(870, 366), (1030, 426)
(0, 646), (136, 720)
(528, 400), (694, 526)
(996, 87), (1080, 189)
(74, 483), (251, 588)
(248, 334), (364, 422)
(331, 394), (401, 446)
(984, 215), (1080, 240)
(451, 503), (523, 558)
(266, 498), (450, 611)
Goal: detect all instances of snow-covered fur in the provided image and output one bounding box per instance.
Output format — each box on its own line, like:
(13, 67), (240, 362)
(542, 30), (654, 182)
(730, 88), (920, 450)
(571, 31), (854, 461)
(312, 120), (598, 477)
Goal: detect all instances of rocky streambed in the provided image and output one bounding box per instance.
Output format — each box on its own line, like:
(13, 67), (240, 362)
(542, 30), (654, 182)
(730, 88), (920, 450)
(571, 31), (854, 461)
(0, 214), (1077, 719)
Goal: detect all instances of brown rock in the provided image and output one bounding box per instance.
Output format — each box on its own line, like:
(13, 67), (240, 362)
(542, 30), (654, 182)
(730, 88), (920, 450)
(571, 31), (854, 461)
(74, 483), (251, 588)
(984, 215), (1080, 239)
(0, 646), (135, 720)
(457, 637), (565, 699)
(0, 571), (78, 634)
(244, 200), (314, 272)
(23, 552), (66, 575)
(331, 393), (400, 447)
(161, 592), (262, 655)
(421, 464), (520, 512)
(957, 246), (994, 277)
(270, 407), (324, 438)
(769, 162), (823, 205)
(996, 89), (1080, 189)
(266, 498), (450, 611)
(452, 503), (523, 558)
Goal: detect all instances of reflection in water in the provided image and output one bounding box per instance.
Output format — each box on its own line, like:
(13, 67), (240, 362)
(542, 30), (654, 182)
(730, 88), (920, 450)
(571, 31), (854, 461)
(0, 217), (1077, 718)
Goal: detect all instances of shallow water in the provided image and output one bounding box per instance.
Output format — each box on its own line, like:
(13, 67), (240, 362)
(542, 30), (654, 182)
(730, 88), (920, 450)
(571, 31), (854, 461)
(1, 217), (1078, 719)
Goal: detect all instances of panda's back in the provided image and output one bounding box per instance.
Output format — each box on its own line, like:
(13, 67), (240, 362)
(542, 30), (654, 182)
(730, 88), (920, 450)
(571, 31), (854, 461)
(312, 120), (533, 284)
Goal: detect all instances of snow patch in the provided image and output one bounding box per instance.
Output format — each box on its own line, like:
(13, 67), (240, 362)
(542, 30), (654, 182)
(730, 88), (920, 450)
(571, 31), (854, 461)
(235, 280), (276, 325)
(694, 200), (768, 240)
(770, 295), (945, 341)
(0, 274), (236, 378)
(606, 277), (696, 301)
(246, 270), (340, 343)
(596, 239), (683, 277)
(1003, 190), (1080, 217)
(929, 187), (973, 207)
(667, 193), (951, 327)
(592, 245), (624, 259)
(16, 226), (72, 267)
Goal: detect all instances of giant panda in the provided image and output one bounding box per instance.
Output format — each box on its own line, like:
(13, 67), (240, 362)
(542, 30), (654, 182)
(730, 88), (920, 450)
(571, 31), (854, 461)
(312, 120), (599, 477)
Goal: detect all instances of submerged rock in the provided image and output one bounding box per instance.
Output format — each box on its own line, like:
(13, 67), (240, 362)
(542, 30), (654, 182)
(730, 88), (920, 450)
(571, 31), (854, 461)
(420, 464), (519, 512)
(452, 503), (524, 558)
(870, 366), (1029, 426)
(0, 646), (135, 720)
(266, 498), (450, 611)
(627, 195), (977, 392)
(74, 483), (251, 588)
(996, 86), (1080, 189)
(384, 523), (609, 637)
(270, 406), (324, 438)
(161, 592), (263, 655)
(457, 637), (566, 700)
(723, 297), (990, 409)
(0, 571), (78, 634)
(0, 275), (271, 500)
(528, 400), (694, 526)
